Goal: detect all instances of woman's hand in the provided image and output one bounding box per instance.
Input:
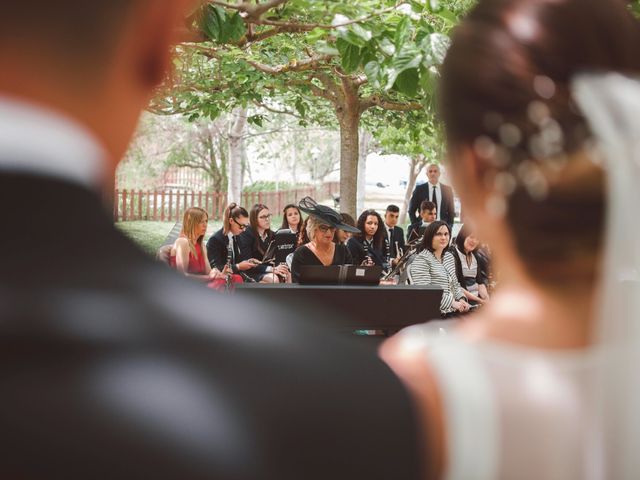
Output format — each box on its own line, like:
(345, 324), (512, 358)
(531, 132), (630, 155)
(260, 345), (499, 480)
(452, 300), (470, 312)
(478, 284), (490, 302)
(274, 264), (289, 277)
(237, 259), (260, 271)
(209, 268), (228, 280)
(361, 257), (374, 266)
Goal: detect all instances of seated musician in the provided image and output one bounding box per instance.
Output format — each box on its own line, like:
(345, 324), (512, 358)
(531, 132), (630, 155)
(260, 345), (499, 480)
(206, 203), (261, 283)
(170, 207), (229, 283)
(334, 212), (356, 245)
(347, 209), (389, 269)
(408, 220), (470, 316)
(279, 203), (304, 234)
(383, 204), (405, 267)
(407, 200), (437, 242)
(241, 203), (288, 283)
(290, 198), (359, 283)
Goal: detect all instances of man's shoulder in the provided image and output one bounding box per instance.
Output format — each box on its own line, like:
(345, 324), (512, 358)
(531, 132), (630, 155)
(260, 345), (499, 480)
(2, 254), (423, 479)
(413, 182), (429, 193)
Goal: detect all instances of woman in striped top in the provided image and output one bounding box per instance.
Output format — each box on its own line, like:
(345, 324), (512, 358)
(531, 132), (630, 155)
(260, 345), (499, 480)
(408, 220), (470, 315)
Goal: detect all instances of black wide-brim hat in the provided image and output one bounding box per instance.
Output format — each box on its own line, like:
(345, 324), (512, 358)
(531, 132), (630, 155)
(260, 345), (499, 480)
(298, 197), (360, 233)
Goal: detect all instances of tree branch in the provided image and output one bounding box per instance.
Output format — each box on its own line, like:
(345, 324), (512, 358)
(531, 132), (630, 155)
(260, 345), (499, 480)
(287, 79), (336, 104)
(252, 100), (302, 119)
(245, 54), (335, 74)
(207, 0), (289, 19)
(359, 95), (423, 113)
(310, 72), (341, 103)
(189, 1), (409, 45)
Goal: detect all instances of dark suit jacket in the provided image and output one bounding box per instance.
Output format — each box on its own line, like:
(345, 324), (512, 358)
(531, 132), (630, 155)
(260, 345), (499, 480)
(206, 228), (267, 275)
(408, 182), (455, 226)
(386, 225), (405, 258)
(0, 172), (422, 480)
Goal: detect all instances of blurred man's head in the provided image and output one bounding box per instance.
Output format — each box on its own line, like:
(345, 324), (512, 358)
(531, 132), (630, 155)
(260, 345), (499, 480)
(384, 205), (400, 228)
(0, 0), (191, 171)
(426, 163), (441, 185)
(420, 201), (436, 223)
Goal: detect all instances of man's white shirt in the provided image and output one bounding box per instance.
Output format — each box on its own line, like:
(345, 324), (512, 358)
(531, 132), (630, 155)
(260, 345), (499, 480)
(0, 95), (106, 189)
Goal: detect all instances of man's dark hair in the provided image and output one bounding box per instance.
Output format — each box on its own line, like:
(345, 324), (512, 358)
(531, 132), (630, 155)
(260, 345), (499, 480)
(0, 2), (137, 64)
(386, 204), (400, 214)
(420, 200), (436, 212)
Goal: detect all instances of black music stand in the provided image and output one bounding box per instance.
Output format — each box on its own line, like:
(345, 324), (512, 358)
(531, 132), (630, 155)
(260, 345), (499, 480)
(299, 265), (382, 286)
(263, 229), (298, 265)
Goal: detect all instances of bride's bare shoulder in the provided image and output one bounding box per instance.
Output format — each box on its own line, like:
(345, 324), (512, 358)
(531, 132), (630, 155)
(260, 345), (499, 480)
(379, 334), (445, 480)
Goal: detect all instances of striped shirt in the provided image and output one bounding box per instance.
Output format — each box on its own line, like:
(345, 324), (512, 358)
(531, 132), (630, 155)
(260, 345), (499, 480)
(408, 249), (465, 314)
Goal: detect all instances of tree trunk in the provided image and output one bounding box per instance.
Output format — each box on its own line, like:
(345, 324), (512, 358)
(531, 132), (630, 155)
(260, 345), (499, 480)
(227, 107), (247, 204)
(357, 129), (371, 215)
(400, 154), (426, 225)
(337, 110), (360, 217)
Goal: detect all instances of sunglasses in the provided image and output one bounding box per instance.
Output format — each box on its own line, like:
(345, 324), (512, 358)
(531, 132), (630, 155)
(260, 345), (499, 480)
(318, 224), (336, 232)
(231, 217), (249, 230)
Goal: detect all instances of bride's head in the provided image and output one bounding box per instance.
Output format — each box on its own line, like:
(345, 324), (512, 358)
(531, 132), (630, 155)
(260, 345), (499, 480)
(441, 0), (640, 289)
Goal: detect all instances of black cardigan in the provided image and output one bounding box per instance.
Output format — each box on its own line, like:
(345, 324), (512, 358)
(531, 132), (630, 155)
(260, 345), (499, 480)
(206, 228), (267, 274)
(346, 237), (388, 269)
(451, 246), (489, 289)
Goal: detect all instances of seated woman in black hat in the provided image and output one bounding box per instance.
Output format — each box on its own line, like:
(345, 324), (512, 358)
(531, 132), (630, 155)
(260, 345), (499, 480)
(290, 198), (360, 283)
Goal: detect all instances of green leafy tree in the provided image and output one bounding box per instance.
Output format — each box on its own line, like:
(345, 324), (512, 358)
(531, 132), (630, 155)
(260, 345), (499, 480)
(374, 109), (445, 223)
(156, 0), (473, 215)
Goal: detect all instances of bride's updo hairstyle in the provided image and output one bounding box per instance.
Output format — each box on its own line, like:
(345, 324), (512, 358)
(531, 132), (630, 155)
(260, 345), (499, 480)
(440, 0), (640, 286)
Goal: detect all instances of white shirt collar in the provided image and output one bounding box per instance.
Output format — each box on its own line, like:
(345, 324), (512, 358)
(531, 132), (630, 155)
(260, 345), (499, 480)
(0, 95), (106, 189)
(428, 181), (441, 189)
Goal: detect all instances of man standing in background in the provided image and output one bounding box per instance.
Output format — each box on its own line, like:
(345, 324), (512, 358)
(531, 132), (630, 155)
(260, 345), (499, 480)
(408, 163), (455, 227)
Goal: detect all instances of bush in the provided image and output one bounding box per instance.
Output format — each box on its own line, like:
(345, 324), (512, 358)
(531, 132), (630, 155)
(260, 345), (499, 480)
(242, 181), (310, 193)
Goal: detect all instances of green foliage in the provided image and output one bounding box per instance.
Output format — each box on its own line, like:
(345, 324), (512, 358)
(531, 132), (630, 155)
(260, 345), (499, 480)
(242, 181), (308, 193)
(373, 109), (445, 160)
(152, 0), (477, 199)
(164, 1), (474, 118)
(201, 5), (246, 43)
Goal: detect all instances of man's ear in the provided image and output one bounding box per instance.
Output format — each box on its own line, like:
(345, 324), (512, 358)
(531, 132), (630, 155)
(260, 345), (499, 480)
(128, 0), (196, 89)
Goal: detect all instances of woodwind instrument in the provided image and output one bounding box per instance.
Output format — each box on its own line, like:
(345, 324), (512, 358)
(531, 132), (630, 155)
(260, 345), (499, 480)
(225, 239), (234, 290)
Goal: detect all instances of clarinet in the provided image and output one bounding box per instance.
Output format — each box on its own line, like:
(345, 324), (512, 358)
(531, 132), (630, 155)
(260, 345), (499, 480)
(383, 237), (391, 273)
(225, 240), (234, 290)
(363, 239), (373, 266)
(384, 237), (391, 264)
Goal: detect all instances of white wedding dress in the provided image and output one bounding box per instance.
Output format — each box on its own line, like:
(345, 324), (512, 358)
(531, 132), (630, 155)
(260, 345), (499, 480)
(396, 327), (601, 480)
(397, 73), (640, 480)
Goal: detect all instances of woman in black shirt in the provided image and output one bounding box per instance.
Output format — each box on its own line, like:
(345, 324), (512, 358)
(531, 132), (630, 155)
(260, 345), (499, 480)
(290, 198), (359, 283)
(347, 209), (389, 270)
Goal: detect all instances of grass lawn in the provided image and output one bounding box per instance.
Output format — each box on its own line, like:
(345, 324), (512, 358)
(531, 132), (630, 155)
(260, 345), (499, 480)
(116, 221), (176, 256)
(115, 216), (284, 256)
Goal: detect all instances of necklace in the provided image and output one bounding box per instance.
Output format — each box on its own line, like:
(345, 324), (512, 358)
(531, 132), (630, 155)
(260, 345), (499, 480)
(310, 241), (334, 266)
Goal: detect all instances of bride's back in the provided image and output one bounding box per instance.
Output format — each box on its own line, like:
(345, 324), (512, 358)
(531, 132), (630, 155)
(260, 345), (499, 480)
(382, 1), (640, 478)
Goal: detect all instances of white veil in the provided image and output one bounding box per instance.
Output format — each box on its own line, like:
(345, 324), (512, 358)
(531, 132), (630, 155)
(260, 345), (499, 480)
(572, 73), (640, 479)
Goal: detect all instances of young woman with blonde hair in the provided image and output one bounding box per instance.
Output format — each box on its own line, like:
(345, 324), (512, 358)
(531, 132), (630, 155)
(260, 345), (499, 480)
(170, 207), (227, 282)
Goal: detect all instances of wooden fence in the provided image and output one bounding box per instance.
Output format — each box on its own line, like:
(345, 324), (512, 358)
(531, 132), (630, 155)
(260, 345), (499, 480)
(113, 182), (340, 222)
